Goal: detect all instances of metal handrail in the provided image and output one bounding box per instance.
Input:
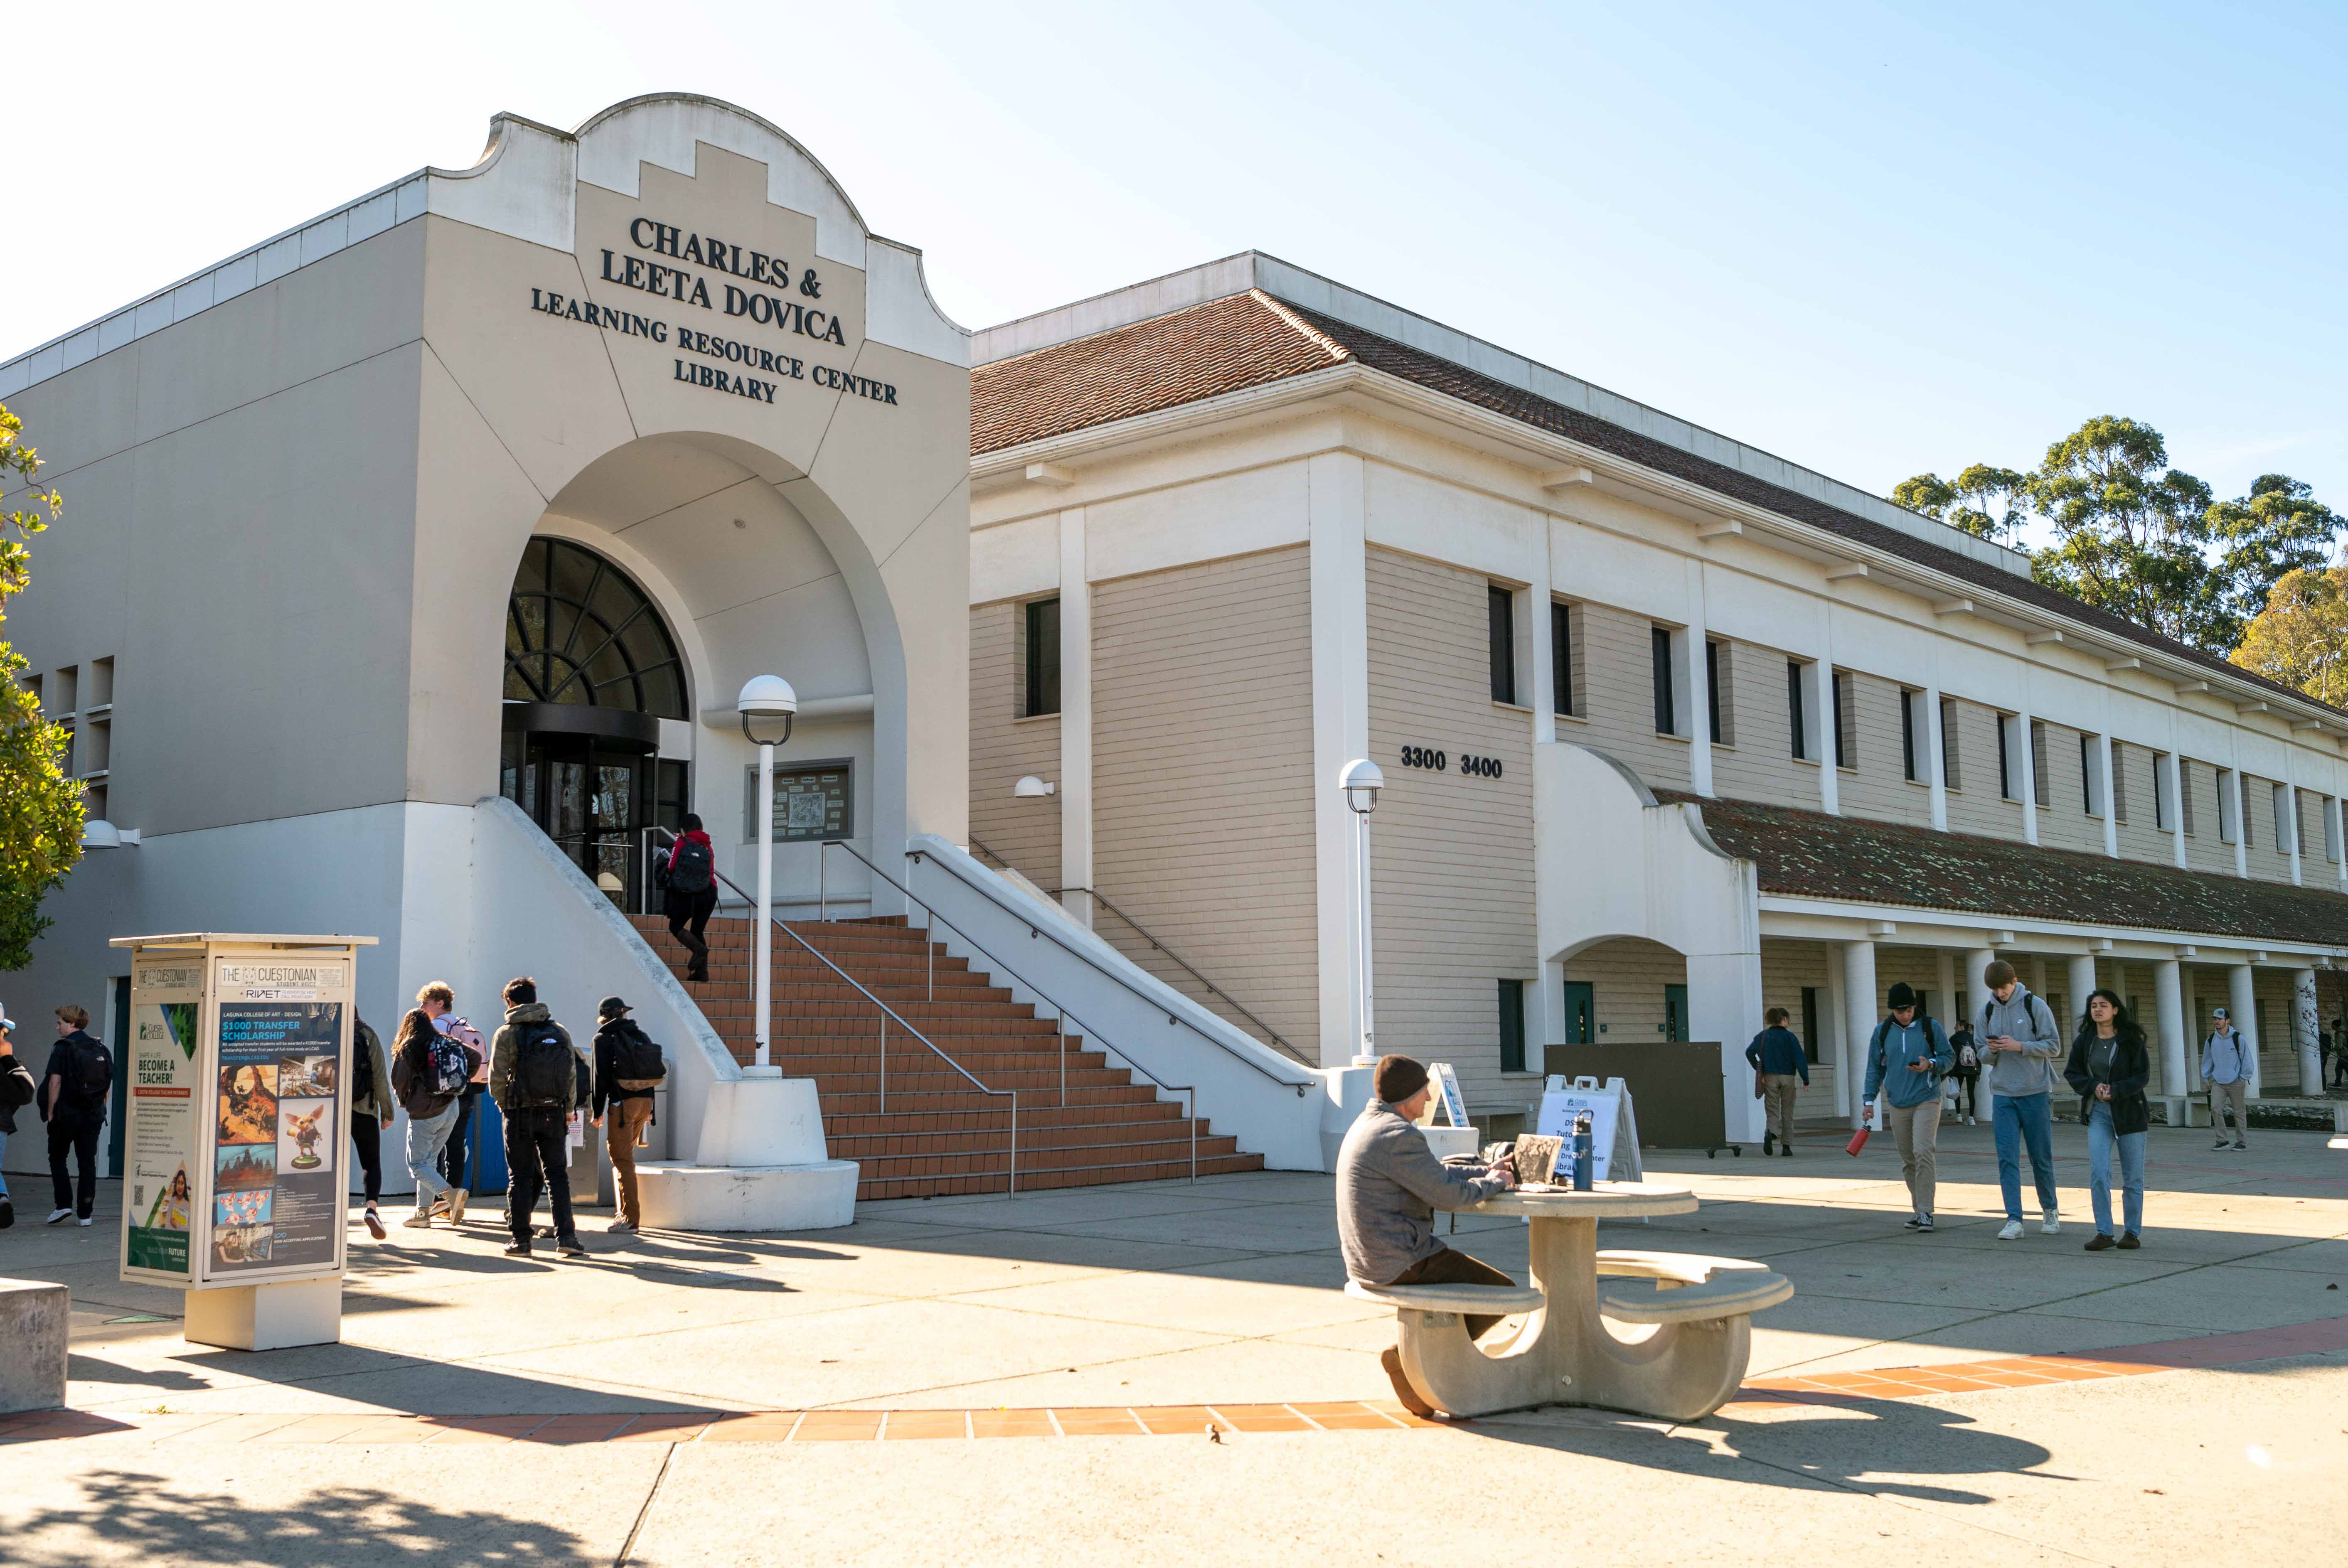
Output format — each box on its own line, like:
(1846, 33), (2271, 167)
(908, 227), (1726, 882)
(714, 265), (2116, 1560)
(868, 840), (1315, 1094)
(1049, 884), (1306, 1064)
(644, 827), (1019, 1194)
(820, 839), (1207, 1180)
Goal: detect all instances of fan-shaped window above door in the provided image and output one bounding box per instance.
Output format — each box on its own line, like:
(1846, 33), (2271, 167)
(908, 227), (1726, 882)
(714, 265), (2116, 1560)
(503, 538), (688, 719)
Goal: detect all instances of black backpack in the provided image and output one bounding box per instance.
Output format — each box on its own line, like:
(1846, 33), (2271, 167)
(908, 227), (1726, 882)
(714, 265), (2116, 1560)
(513, 1027), (575, 1109)
(668, 837), (714, 894)
(67, 1035), (112, 1108)
(609, 1024), (666, 1084)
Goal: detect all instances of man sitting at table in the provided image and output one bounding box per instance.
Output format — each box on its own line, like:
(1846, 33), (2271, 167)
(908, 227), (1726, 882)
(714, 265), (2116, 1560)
(1338, 1054), (1519, 1410)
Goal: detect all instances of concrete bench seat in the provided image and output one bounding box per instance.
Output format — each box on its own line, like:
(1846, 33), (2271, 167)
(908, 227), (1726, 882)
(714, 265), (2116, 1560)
(1345, 1278), (1547, 1316)
(1595, 1250), (1771, 1286)
(1597, 1271), (1793, 1325)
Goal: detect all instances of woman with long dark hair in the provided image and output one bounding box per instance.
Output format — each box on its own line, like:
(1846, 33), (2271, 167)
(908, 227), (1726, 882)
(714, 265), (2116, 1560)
(2064, 987), (2150, 1251)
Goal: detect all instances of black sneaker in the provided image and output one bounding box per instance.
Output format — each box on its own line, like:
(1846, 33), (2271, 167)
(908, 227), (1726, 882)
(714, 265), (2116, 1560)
(503, 1241), (532, 1257)
(1903, 1215), (1925, 1230)
(2117, 1231), (2141, 1250)
(2085, 1234), (2117, 1251)
(2233, 1142), (2247, 1151)
(556, 1234), (587, 1258)
(1762, 1131), (1777, 1155)
(1916, 1215), (1933, 1232)
(2211, 1138), (2231, 1150)
(0, 1197), (12, 1229)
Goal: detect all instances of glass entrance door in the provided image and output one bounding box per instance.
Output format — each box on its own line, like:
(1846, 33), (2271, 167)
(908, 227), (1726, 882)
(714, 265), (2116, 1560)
(502, 728), (652, 907)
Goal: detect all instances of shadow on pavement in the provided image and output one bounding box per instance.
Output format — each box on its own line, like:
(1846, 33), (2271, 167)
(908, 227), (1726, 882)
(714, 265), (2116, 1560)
(13, 1470), (590, 1567)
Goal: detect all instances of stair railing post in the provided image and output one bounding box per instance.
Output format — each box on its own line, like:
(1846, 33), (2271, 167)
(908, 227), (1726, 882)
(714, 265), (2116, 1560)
(1189, 1089), (1198, 1185)
(818, 842), (827, 923)
(878, 1008), (886, 1112)
(1008, 1090), (1018, 1197)
(1059, 1014), (1067, 1108)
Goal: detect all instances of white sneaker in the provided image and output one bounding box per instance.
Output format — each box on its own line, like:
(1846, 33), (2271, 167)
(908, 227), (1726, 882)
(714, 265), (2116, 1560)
(402, 1214), (433, 1229)
(607, 1218), (635, 1233)
(44, 1208), (72, 1225)
(1997, 1219), (2025, 1240)
(2041, 1208), (2061, 1235)
(76, 1216), (93, 1227)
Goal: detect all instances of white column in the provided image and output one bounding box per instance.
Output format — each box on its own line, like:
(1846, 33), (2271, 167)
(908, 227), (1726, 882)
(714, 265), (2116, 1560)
(1964, 948), (1995, 1037)
(1935, 949), (1956, 1027)
(2153, 958), (2186, 1103)
(1689, 950), (1765, 1144)
(2284, 781), (2304, 886)
(1523, 546), (1563, 1057)
(2229, 963), (2261, 1098)
(2067, 955), (2100, 1040)
(2016, 710), (2040, 845)
(2164, 751), (2187, 869)
(1825, 941), (1851, 1121)
(1057, 508), (1095, 928)
(1309, 454), (1372, 1067)
(1924, 685), (1949, 831)
(2097, 732), (2118, 858)
(1811, 660), (1839, 816)
(1684, 560), (1713, 799)
(2031, 955), (2050, 1011)
(1842, 939), (1877, 1129)
(2294, 967), (2321, 1095)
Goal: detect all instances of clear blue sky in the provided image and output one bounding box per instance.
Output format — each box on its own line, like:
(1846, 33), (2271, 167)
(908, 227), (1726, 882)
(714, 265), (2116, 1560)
(12, 2), (2343, 538)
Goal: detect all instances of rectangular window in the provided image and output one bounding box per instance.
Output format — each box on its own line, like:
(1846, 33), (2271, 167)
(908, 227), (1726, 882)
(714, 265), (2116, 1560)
(1833, 671), (1856, 770)
(2328, 798), (2342, 863)
(1997, 713), (2014, 800)
(2153, 753), (2171, 832)
(1023, 598), (1061, 717)
(1787, 661), (1808, 760)
(2182, 759), (2197, 836)
(1901, 689), (1920, 783)
(2220, 769), (2238, 843)
(1663, 983), (1688, 1042)
(1939, 697), (1960, 792)
(1551, 602), (1576, 717)
(2031, 720), (2051, 808)
(1705, 640), (1734, 745)
(1497, 979), (1527, 1073)
(2111, 742), (2128, 824)
(2079, 733), (2098, 815)
(1488, 585), (1516, 705)
(2274, 782), (2291, 852)
(1651, 627), (1676, 735)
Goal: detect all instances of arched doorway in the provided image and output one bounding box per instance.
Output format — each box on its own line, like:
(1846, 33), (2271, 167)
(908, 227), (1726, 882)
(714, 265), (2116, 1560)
(500, 537), (691, 904)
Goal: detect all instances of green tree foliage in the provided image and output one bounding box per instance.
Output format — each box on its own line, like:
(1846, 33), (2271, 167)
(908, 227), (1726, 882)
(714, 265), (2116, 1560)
(2231, 564), (2348, 709)
(1895, 415), (2339, 655)
(0, 402), (78, 969)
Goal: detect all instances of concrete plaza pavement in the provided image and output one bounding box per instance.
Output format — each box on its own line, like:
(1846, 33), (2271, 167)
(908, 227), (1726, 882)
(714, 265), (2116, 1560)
(3, 1118), (2346, 1564)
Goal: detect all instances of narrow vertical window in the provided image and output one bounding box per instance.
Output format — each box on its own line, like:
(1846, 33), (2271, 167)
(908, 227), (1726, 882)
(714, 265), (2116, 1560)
(1651, 627), (1676, 735)
(1939, 697), (1960, 791)
(2111, 742), (2128, 823)
(2079, 733), (2097, 815)
(1488, 585), (1516, 705)
(1551, 602), (1574, 717)
(1704, 641), (1721, 743)
(1497, 979), (1526, 1073)
(1833, 671), (1856, 769)
(1704, 640), (1733, 745)
(2181, 759), (2197, 836)
(2327, 797), (2341, 863)
(1023, 597), (1061, 717)
(1901, 690), (1920, 783)
(2153, 753), (2171, 831)
(2219, 769), (2238, 843)
(2274, 783), (2291, 852)
(2031, 721), (2050, 807)
(1799, 987), (1820, 1063)
(1787, 661), (1807, 760)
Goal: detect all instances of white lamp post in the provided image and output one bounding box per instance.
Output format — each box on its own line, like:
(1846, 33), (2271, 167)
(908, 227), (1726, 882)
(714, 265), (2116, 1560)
(738, 675), (798, 1069)
(1340, 759), (1383, 1066)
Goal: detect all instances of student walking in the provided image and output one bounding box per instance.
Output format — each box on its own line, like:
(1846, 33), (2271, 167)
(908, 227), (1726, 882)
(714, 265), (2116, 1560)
(591, 998), (666, 1234)
(1863, 983), (1954, 1231)
(1743, 1006), (1808, 1156)
(2065, 989), (2150, 1252)
(1978, 960), (2065, 1240)
(350, 1015), (395, 1240)
(389, 1008), (481, 1229)
(661, 814), (720, 983)
(0, 1010), (35, 1229)
(490, 977), (588, 1258)
(40, 1005), (111, 1226)
(1947, 1018), (1982, 1125)
(419, 983), (488, 1210)
(2200, 1007), (2253, 1151)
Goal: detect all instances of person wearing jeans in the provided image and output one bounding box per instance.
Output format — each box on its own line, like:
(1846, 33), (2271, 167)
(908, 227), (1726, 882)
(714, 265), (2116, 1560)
(0, 1011), (33, 1229)
(2199, 1008), (2252, 1151)
(1976, 960), (2065, 1239)
(2065, 988), (2150, 1251)
(1863, 983), (1954, 1231)
(389, 1008), (478, 1229)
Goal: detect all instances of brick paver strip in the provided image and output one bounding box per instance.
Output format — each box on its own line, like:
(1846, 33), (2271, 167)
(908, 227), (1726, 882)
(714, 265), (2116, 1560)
(11, 1316), (2342, 1447)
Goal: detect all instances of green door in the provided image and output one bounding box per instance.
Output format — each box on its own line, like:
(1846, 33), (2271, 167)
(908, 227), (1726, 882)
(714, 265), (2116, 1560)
(1561, 982), (1594, 1045)
(1664, 984), (1688, 1042)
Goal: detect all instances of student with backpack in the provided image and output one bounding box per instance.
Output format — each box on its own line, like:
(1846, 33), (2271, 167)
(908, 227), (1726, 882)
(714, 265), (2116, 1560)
(1979, 959), (2066, 1240)
(40, 1005), (112, 1226)
(389, 1007), (481, 1229)
(1861, 983), (1954, 1232)
(489, 976), (588, 1258)
(1947, 1019), (1982, 1126)
(418, 983), (488, 1210)
(0, 1010), (36, 1229)
(350, 1015), (395, 1240)
(661, 814), (719, 983)
(591, 997), (667, 1233)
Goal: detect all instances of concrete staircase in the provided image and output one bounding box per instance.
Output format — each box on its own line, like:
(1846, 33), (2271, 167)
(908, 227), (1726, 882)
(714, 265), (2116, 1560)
(628, 913), (1265, 1199)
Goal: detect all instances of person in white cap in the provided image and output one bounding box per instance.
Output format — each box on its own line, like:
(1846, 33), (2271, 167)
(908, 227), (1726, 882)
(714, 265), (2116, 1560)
(2199, 1006), (2252, 1151)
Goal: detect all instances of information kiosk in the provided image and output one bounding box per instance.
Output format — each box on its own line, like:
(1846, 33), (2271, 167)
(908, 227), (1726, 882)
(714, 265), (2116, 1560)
(111, 933), (377, 1351)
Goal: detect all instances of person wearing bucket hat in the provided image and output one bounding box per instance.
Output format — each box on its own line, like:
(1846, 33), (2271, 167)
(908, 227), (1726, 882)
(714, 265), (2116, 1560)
(592, 996), (666, 1234)
(0, 1010), (35, 1229)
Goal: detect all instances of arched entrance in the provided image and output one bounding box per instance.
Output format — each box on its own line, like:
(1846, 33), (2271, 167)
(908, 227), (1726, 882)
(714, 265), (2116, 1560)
(499, 537), (692, 904)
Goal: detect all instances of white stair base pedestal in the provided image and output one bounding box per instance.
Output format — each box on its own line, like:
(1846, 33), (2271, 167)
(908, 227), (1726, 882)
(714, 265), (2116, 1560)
(183, 1278), (341, 1352)
(635, 1159), (859, 1232)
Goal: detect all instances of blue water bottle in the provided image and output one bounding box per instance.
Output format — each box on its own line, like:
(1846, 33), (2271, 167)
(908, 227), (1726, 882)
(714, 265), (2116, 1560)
(1571, 1111), (1594, 1191)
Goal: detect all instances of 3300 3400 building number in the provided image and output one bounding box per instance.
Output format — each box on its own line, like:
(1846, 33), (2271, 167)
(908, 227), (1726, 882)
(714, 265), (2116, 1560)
(1398, 746), (1502, 779)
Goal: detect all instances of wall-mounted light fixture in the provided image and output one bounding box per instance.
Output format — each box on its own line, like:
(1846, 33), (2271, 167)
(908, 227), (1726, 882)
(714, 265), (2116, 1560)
(1014, 775), (1056, 798)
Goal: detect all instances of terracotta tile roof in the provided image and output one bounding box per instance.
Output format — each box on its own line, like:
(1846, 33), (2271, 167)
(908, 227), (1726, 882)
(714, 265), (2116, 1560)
(971, 282), (2341, 718)
(1661, 789), (2348, 946)
(971, 291), (1344, 454)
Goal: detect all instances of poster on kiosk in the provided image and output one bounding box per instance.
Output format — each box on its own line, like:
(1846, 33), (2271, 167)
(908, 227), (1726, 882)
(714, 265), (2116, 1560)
(113, 934), (376, 1348)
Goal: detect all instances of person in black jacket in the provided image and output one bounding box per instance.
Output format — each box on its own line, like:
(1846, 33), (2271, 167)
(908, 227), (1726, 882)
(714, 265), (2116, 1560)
(0, 1010), (37, 1229)
(591, 997), (663, 1234)
(2064, 988), (2150, 1252)
(41, 1005), (111, 1226)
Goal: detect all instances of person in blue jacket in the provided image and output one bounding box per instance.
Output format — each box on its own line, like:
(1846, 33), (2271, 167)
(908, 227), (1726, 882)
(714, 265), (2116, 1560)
(1863, 983), (1955, 1232)
(1744, 1006), (1809, 1156)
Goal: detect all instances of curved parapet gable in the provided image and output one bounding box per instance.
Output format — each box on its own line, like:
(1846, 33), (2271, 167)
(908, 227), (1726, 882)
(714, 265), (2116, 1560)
(1535, 742), (1756, 968)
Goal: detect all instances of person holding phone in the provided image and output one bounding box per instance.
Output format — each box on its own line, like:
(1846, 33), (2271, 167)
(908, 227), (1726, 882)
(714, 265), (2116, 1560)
(1862, 983), (1954, 1232)
(1977, 959), (2065, 1240)
(2064, 988), (2150, 1251)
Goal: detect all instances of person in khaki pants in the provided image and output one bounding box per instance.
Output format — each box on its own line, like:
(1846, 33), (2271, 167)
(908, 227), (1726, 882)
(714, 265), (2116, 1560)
(1743, 1006), (1809, 1155)
(591, 997), (665, 1233)
(1863, 983), (1955, 1232)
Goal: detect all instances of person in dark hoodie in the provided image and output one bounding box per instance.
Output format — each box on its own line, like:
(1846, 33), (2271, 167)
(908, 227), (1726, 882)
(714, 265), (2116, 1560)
(591, 997), (666, 1234)
(2065, 988), (2151, 1252)
(662, 813), (719, 983)
(488, 976), (588, 1259)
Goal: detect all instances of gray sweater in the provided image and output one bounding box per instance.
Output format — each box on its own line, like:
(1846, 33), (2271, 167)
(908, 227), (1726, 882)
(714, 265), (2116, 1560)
(1978, 986), (2063, 1098)
(1335, 1103), (1509, 1286)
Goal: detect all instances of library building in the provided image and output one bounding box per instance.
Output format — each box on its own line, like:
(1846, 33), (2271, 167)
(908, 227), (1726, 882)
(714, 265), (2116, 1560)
(6, 94), (2346, 1204)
